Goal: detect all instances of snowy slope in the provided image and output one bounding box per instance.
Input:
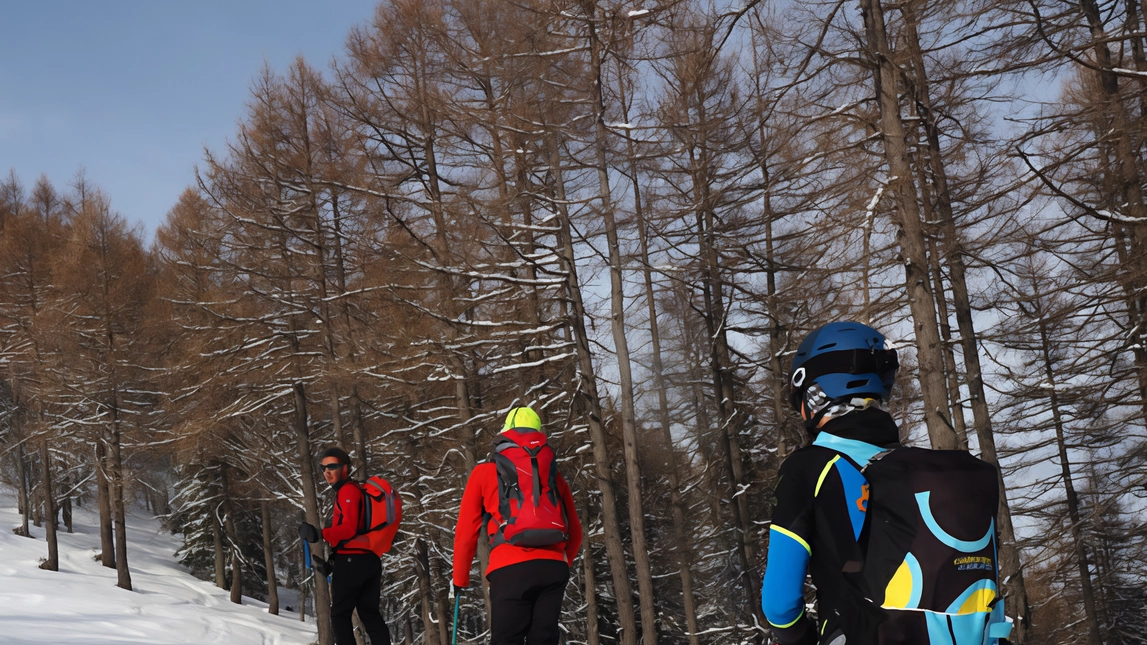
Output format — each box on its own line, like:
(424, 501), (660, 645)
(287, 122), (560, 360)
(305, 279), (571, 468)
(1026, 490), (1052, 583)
(0, 492), (316, 645)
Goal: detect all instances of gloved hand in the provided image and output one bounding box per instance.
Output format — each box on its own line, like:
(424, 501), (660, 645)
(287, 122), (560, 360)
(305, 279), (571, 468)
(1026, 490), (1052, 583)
(298, 522), (320, 544)
(450, 583), (466, 600)
(312, 553), (332, 577)
(771, 615), (817, 645)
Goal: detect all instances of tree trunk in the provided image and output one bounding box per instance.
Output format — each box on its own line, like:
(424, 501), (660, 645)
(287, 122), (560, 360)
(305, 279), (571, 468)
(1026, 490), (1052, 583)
(751, 67), (798, 463)
(681, 311), (726, 528)
(300, 540), (309, 623)
(922, 207), (968, 450)
(327, 193), (369, 482)
(906, 117), (968, 450)
(31, 455), (42, 528)
(548, 139), (639, 645)
(331, 389), (349, 460)
(415, 538), (442, 645)
(96, 440), (115, 568)
(583, 7), (658, 640)
(897, 4), (1032, 631)
(15, 442), (30, 537)
(62, 489), (73, 534)
(293, 382), (333, 645)
(1128, 0), (1147, 117)
(1033, 296), (1103, 645)
(108, 411), (132, 590)
(694, 202), (761, 622)
(454, 388), (494, 623)
(39, 436), (58, 571)
(328, 189), (366, 473)
(404, 613), (414, 645)
(1080, 0), (1147, 431)
(670, 56), (763, 618)
(432, 553), (451, 645)
(213, 502), (227, 589)
(513, 152), (546, 393)
(351, 386), (368, 476)
(353, 613), (369, 645)
(625, 112), (700, 645)
(857, 0), (957, 450)
(222, 464), (242, 605)
(474, 529), (494, 626)
(414, 64), (496, 630)
(262, 500), (280, 615)
(579, 491), (601, 645)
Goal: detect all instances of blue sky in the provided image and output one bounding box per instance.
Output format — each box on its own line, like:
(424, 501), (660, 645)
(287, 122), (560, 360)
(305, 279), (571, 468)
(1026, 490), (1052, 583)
(0, 1), (378, 240)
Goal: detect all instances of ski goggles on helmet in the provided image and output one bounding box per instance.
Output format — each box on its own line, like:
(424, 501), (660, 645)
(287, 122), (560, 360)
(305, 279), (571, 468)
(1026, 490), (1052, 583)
(788, 348), (899, 410)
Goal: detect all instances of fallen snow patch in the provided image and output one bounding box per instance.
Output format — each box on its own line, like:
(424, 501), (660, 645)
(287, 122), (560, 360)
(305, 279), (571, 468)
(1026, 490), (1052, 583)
(0, 490), (315, 645)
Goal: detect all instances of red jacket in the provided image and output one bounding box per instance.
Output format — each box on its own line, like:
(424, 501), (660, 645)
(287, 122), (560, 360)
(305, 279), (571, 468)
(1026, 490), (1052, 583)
(322, 479), (373, 554)
(452, 461), (582, 587)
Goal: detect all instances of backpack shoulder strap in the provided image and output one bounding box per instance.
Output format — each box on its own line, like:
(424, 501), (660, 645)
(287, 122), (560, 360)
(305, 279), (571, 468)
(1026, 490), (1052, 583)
(491, 446), (523, 524)
(813, 432), (898, 469)
(332, 480), (366, 553)
(493, 435), (517, 453)
(861, 448), (897, 472)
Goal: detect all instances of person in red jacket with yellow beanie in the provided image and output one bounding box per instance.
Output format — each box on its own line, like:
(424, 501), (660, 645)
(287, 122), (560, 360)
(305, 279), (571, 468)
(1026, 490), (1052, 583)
(452, 407), (582, 645)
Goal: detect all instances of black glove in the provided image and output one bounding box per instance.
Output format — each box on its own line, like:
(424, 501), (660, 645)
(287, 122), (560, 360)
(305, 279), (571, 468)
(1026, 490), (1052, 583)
(298, 522), (320, 543)
(452, 583), (467, 598)
(311, 553), (332, 577)
(772, 615), (817, 645)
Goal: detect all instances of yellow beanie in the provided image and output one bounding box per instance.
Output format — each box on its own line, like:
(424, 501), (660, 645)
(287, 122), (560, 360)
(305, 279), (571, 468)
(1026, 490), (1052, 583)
(502, 406), (542, 432)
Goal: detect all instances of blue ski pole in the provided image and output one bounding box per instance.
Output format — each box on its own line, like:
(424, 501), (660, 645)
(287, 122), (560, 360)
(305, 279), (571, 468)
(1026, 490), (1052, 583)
(303, 541), (330, 584)
(451, 588), (460, 645)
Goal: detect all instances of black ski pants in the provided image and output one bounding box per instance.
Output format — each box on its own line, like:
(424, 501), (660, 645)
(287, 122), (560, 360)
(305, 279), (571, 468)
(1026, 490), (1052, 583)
(331, 552), (391, 645)
(486, 559), (570, 645)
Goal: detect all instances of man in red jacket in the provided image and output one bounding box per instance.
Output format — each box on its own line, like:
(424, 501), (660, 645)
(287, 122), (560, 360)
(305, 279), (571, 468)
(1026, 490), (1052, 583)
(452, 407), (582, 645)
(299, 447), (391, 645)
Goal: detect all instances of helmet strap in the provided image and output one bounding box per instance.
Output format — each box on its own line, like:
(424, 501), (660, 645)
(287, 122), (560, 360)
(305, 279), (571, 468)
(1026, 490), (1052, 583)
(803, 407), (831, 433)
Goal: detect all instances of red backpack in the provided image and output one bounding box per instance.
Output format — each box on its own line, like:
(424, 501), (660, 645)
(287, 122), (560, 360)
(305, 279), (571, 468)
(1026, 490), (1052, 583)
(490, 431), (569, 548)
(335, 476), (402, 556)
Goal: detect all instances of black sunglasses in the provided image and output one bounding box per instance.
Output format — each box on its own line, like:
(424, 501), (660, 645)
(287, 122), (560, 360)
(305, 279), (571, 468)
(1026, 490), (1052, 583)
(321, 462), (344, 472)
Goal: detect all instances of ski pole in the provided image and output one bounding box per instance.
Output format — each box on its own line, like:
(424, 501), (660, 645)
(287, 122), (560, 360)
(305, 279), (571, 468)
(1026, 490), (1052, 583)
(451, 588), (460, 645)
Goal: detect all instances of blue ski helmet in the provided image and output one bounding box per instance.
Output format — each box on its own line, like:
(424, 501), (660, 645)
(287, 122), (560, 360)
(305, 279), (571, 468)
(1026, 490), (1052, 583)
(788, 321), (899, 413)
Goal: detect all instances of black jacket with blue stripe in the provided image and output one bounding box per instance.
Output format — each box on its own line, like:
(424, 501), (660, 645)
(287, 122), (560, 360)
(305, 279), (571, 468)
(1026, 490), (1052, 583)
(762, 409), (901, 645)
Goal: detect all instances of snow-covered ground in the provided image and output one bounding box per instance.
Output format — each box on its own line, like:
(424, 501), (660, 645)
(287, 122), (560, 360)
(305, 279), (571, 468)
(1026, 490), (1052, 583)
(0, 491), (316, 645)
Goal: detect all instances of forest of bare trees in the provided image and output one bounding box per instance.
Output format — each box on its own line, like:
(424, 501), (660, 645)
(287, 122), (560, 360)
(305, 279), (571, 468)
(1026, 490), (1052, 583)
(2, 0), (1146, 644)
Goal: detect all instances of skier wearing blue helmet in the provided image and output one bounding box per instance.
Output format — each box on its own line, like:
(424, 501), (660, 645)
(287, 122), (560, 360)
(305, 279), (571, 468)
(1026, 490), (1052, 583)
(762, 321), (902, 645)
(762, 322), (1010, 645)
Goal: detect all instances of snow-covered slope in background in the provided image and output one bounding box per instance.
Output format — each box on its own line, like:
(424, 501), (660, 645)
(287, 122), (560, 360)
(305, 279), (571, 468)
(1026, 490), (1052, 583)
(0, 492), (316, 645)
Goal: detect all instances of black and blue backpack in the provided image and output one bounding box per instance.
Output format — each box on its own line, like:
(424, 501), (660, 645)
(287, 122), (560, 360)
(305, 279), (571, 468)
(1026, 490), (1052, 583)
(849, 447), (1013, 645)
